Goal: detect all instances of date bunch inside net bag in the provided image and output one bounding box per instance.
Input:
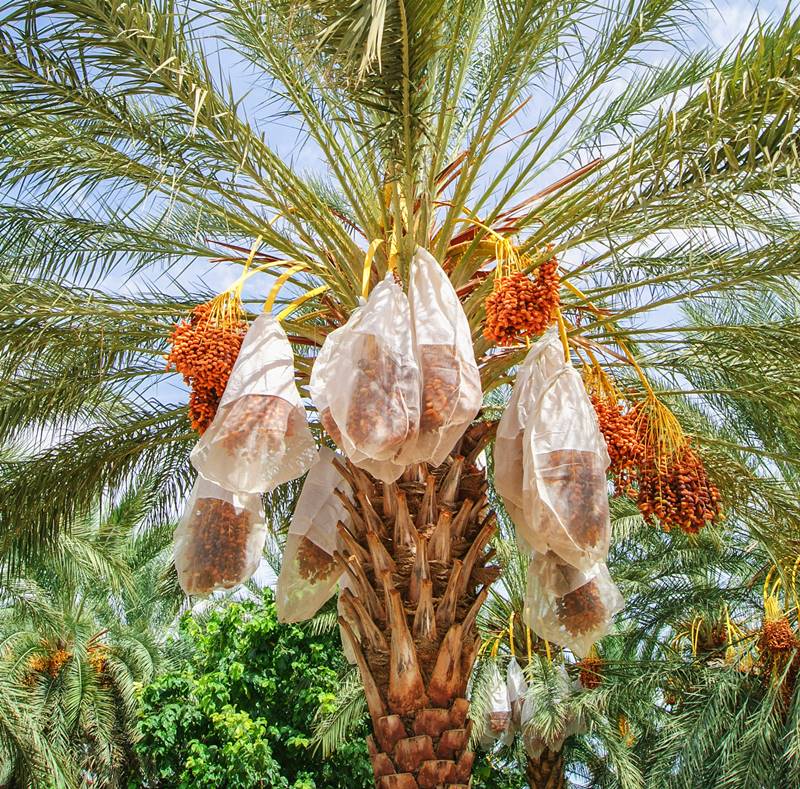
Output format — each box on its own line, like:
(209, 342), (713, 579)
(310, 274), (421, 483)
(174, 475), (267, 595)
(276, 447), (352, 623)
(525, 553), (623, 656)
(311, 248), (482, 479)
(173, 288), (319, 597)
(191, 313), (317, 495)
(476, 663), (514, 749)
(494, 326), (622, 654)
(398, 247), (483, 467)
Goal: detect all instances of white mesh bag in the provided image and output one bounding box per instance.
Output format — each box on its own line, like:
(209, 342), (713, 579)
(520, 328), (611, 571)
(398, 247), (482, 467)
(310, 275), (420, 483)
(174, 475), (266, 595)
(507, 658), (528, 729)
(276, 447), (351, 623)
(478, 663), (513, 748)
(534, 550), (597, 597)
(191, 314), (317, 495)
(494, 339), (550, 549)
(525, 555), (623, 657)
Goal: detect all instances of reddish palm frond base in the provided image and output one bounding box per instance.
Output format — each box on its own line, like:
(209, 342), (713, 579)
(334, 422), (498, 787)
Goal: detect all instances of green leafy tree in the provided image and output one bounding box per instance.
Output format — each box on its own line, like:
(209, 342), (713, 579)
(136, 593), (375, 789)
(0, 483), (179, 788)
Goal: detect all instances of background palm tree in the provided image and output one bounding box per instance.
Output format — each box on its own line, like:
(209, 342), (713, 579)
(0, 483), (180, 787)
(2, 0), (800, 785)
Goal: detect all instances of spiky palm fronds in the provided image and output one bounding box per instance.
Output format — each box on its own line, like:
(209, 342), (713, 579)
(0, 482), (180, 787)
(1, 0), (798, 568)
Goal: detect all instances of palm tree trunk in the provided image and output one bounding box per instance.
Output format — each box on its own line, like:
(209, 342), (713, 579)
(525, 749), (566, 789)
(336, 422), (497, 788)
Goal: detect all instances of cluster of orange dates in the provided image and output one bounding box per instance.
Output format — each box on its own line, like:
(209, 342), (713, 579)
(88, 644), (110, 675)
(590, 394), (643, 496)
(758, 614), (800, 704)
(577, 654), (603, 690)
(25, 642), (109, 688)
(635, 442), (723, 535)
(26, 644), (72, 681)
(166, 302), (247, 433)
(483, 257), (560, 346)
(592, 394), (722, 534)
(760, 617), (799, 654)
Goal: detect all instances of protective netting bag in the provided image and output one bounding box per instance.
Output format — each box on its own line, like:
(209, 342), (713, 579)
(534, 550), (597, 597)
(174, 476), (266, 595)
(276, 447), (350, 623)
(397, 247), (482, 467)
(507, 658), (528, 729)
(525, 555), (623, 656)
(494, 343), (546, 547)
(310, 275), (420, 483)
(477, 664), (513, 748)
(191, 314), (317, 495)
(520, 327), (611, 571)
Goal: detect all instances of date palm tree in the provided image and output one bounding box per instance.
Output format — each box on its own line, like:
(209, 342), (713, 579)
(0, 482), (180, 787)
(2, 0), (800, 786)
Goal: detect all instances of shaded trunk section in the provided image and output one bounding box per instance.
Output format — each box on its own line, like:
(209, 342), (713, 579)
(336, 423), (498, 787)
(526, 749), (566, 789)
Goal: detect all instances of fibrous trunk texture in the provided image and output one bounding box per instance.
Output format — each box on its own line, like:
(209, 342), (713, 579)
(336, 422), (498, 788)
(526, 749), (566, 789)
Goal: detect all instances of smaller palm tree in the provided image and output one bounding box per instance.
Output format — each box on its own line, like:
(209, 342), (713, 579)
(0, 481), (181, 788)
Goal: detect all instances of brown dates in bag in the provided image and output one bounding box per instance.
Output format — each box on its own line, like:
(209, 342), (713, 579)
(220, 394), (294, 454)
(174, 480), (267, 596)
(309, 276), (420, 482)
(525, 556), (622, 657)
(295, 536), (339, 584)
(344, 335), (413, 452)
(535, 448), (610, 555)
(418, 344), (460, 431)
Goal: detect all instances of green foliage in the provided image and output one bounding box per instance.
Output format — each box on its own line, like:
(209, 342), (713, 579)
(0, 482), (179, 788)
(136, 595), (374, 789)
(471, 755), (529, 789)
(138, 672), (286, 788)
